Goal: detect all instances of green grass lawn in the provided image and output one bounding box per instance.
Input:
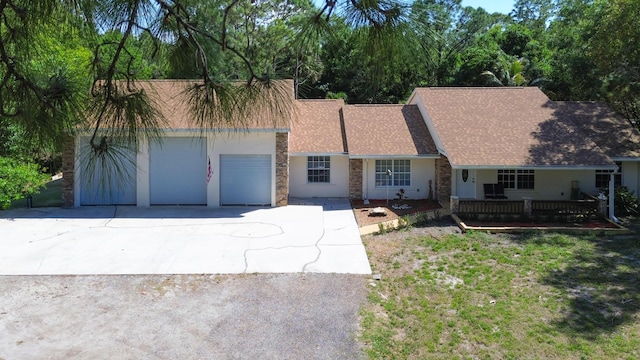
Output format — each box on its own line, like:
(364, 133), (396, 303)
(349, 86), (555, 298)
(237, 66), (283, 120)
(9, 178), (62, 209)
(361, 224), (640, 359)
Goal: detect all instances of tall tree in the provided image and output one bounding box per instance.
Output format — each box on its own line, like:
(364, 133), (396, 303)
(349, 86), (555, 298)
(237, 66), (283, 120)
(510, 0), (556, 36)
(587, 0), (640, 127)
(410, 0), (509, 86)
(0, 0), (406, 160)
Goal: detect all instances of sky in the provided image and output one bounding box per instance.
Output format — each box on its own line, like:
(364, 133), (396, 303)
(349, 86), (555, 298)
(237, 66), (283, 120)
(460, 0), (515, 14)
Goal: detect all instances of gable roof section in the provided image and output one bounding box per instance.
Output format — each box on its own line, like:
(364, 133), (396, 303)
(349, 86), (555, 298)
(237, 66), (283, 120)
(342, 104), (438, 157)
(555, 101), (640, 159)
(289, 99), (346, 154)
(86, 80), (293, 131)
(411, 87), (615, 168)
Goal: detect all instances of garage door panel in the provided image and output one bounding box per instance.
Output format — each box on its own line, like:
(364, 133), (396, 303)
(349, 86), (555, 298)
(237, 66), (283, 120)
(150, 137), (207, 205)
(79, 137), (137, 205)
(220, 155), (271, 206)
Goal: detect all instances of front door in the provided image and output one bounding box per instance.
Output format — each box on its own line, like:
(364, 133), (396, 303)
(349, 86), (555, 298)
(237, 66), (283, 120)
(456, 169), (476, 199)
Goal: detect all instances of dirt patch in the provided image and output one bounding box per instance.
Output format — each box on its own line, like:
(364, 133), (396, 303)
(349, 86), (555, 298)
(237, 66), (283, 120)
(352, 199), (442, 227)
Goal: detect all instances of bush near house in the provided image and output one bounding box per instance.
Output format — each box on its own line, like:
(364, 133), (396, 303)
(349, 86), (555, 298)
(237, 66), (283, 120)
(615, 186), (640, 217)
(0, 156), (49, 209)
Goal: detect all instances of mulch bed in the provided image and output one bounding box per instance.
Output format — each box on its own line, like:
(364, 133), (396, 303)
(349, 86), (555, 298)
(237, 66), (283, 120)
(351, 199), (442, 227)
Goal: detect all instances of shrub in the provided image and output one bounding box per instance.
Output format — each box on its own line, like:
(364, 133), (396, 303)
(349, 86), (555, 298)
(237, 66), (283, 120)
(397, 215), (410, 229)
(414, 211), (429, 225)
(0, 157), (49, 209)
(614, 186), (639, 216)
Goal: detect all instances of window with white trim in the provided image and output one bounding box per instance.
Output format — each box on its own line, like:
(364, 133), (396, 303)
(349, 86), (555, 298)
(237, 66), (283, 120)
(497, 169), (535, 189)
(375, 160), (411, 187)
(595, 161), (622, 188)
(307, 156), (330, 183)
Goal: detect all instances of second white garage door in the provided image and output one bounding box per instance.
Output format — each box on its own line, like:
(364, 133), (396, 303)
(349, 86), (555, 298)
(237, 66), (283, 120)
(150, 137), (207, 205)
(220, 154), (271, 206)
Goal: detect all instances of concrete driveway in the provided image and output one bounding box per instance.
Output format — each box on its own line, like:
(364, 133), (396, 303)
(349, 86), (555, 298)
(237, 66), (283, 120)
(0, 198), (371, 275)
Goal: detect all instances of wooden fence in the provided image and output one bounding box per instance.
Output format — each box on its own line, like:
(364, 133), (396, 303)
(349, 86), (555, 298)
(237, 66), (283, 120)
(458, 200), (524, 214)
(458, 199), (599, 217)
(531, 200), (598, 216)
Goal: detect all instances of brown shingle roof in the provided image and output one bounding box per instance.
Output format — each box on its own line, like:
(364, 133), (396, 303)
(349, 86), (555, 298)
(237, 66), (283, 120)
(289, 99), (346, 153)
(555, 101), (640, 159)
(342, 104), (438, 157)
(88, 80), (293, 130)
(412, 87), (616, 167)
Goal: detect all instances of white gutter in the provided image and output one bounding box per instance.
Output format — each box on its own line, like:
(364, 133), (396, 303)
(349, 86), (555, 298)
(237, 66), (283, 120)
(449, 165), (618, 171)
(349, 154), (440, 159)
(289, 152), (348, 156)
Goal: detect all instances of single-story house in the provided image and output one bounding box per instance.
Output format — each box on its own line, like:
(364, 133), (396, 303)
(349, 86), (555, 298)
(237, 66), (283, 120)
(62, 81), (640, 213)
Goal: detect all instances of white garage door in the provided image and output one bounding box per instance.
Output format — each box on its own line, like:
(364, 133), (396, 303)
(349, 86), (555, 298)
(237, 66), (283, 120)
(79, 138), (137, 205)
(220, 155), (271, 206)
(150, 137), (207, 205)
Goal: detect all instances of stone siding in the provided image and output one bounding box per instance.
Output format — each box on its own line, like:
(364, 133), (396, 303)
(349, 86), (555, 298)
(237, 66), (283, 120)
(349, 159), (363, 199)
(275, 132), (289, 206)
(62, 135), (75, 208)
(435, 155), (452, 201)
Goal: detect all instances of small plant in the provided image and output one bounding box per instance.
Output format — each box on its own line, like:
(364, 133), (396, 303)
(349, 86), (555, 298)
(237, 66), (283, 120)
(397, 215), (410, 229)
(395, 188), (406, 201)
(614, 186), (639, 216)
(414, 211), (429, 225)
(377, 222), (387, 235)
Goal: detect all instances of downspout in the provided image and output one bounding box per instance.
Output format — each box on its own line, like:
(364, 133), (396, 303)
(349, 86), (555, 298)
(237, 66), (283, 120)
(609, 171), (619, 223)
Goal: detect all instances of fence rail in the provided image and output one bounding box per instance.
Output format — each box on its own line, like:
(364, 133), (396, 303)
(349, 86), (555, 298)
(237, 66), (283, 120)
(458, 200), (524, 214)
(531, 200), (598, 216)
(458, 199), (599, 217)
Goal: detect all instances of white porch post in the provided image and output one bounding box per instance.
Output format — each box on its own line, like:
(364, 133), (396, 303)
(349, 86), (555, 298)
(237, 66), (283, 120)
(609, 172), (618, 222)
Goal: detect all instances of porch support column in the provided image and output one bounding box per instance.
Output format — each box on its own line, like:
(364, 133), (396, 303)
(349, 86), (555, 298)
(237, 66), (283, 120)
(61, 135), (75, 208)
(522, 197), (532, 219)
(275, 132), (289, 207)
(609, 172), (618, 222)
(450, 196), (459, 214)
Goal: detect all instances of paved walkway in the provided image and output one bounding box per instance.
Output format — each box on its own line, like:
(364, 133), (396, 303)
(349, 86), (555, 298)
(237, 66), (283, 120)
(0, 199), (371, 275)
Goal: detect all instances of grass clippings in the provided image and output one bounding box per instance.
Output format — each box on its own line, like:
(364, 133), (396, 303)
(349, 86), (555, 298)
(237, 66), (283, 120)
(360, 225), (640, 359)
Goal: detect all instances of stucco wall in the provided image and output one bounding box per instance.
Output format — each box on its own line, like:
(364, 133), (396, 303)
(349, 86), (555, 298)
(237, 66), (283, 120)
(361, 158), (436, 200)
(621, 161), (640, 196)
(472, 169), (603, 200)
(288, 155), (349, 198)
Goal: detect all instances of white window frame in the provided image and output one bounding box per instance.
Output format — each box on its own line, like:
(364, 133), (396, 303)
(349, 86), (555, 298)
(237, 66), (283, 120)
(595, 161), (622, 189)
(375, 159), (411, 187)
(307, 156), (330, 183)
(497, 169), (535, 190)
